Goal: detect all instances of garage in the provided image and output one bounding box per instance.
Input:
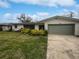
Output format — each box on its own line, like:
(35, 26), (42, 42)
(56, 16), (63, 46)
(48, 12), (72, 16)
(48, 24), (75, 35)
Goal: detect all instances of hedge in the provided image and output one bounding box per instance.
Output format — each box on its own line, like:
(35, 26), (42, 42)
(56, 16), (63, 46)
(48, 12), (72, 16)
(21, 28), (48, 36)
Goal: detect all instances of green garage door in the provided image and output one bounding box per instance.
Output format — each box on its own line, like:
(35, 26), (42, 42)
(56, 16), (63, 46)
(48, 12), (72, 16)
(48, 24), (74, 35)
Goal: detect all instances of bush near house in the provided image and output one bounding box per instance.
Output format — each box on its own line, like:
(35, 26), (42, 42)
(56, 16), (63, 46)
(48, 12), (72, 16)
(21, 28), (31, 34)
(44, 30), (48, 36)
(30, 29), (39, 35)
(21, 28), (48, 36)
(31, 29), (47, 36)
(0, 28), (2, 31)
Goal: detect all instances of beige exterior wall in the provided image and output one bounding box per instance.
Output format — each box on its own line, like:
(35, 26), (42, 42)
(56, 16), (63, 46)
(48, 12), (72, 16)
(44, 19), (76, 30)
(2, 26), (10, 31)
(44, 23), (48, 30)
(35, 25), (39, 30)
(12, 25), (24, 31)
(75, 23), (79, 36)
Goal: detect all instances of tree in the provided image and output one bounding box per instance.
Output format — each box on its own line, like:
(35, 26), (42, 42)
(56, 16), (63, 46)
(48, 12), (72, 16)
(17, 14), (32, 23)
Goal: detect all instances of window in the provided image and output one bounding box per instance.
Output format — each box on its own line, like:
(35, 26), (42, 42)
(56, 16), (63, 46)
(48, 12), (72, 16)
(39, 25), (44, 30)
(15, 25), (17, 28)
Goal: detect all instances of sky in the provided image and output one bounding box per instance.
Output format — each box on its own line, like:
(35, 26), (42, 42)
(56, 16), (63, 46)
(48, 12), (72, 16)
(0, 0), (79, 23)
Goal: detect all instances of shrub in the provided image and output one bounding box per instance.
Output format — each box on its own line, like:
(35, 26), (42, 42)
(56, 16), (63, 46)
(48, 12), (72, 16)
(44, 30), (48, 36)
(31, 29), (39, 35)
(31, 29), (48, 36)
(0, 28), (2, 31)
(39, 30), (48, 36)
(21, 28), (30, 34)
(21, 28), (48, 36)
(39, 30), (45, 36)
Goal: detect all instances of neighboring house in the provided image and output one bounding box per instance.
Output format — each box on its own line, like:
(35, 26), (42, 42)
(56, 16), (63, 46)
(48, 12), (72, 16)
(0, 16), (79, 36)
(0, 22), (44, 31)
(39, 16), (79, 36)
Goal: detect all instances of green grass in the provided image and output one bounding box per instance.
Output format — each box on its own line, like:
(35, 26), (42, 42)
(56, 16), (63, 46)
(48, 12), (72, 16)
(0, 32), (47, 59)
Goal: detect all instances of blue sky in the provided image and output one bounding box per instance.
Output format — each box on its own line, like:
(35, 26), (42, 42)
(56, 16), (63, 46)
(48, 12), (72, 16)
(0, 0), (79, 23)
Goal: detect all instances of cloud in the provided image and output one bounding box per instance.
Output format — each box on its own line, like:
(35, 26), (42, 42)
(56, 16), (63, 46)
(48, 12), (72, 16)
(69, 10), (79, 18)
(4, 13), (17, 20)
(55, 0), (76, 7)
(0, 0), (77, 8)
(1, 10), (79, 23)
(10, 0), (76, 7)
(52, 9), (79, 19)
(0, 13), (20, 23)
(4, 13), (12, 19)
(28, 12), (51, 21)
(62, 9), (79, 18)
(0, 12), (50, 23)
(0, 0), (10, 8)
(37, 12), (49, 16)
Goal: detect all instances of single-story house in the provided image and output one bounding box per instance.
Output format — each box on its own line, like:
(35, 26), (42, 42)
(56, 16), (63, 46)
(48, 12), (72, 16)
(0, 16), (79, 36)
(0, 22), (44, 31)
(39, 16), (79, 36)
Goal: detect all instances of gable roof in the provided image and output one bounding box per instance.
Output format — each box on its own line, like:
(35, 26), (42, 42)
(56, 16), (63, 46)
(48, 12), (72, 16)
(39, 16), (79, 23)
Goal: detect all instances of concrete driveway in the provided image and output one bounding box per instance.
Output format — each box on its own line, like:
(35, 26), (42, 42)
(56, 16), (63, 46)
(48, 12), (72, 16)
(47, 35), (79, 59)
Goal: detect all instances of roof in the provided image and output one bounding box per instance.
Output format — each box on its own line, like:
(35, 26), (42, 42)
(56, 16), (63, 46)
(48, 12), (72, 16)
(0, 22), (34, 26)
(0, 22), (44, 26)
(39, 16), (79, 23)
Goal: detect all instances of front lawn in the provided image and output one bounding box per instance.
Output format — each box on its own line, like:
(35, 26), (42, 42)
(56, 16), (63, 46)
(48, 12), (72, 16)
(0, 32), (47, 59)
